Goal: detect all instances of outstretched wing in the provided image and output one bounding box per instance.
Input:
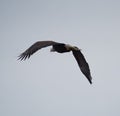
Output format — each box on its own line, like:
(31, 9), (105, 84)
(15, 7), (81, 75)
(18, 41), (57, 60)
(72, 50), (92, 84)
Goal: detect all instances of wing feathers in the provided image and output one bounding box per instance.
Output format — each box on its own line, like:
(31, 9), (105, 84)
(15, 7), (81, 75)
(72, 50), (92, 84)
(18, 41), (57, 60)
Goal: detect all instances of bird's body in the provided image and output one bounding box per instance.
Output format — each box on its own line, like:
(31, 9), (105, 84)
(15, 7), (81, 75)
(52, 44), (70, 53)
(51, 44), (77, 53)
(18, 41), (92, 84)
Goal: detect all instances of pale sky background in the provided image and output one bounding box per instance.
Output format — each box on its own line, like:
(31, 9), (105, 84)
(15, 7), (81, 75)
(0, 0), (120, 116)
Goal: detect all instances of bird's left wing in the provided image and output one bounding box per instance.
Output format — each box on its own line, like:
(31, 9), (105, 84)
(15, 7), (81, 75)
(72, 50), (92, 84)
(18, 41), (57, 60)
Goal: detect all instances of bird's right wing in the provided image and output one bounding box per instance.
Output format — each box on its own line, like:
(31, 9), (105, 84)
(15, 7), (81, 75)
(72, 50), (92, 84)
(18, 41), (57, 60)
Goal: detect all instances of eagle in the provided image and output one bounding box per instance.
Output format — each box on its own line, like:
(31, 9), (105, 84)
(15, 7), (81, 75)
(18, 41), (92, 84)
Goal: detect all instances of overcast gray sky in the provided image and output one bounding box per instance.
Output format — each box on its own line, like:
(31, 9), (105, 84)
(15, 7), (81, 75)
(1, 0), (120, 116)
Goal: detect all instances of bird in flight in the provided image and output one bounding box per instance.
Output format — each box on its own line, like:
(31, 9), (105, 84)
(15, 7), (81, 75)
(18, 41), (92, 84)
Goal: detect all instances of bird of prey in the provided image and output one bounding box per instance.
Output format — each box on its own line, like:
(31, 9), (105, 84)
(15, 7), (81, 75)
(18, 41), (92, 84)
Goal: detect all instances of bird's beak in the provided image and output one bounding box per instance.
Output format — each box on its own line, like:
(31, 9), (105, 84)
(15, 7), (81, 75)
(50, 47), (55, 52)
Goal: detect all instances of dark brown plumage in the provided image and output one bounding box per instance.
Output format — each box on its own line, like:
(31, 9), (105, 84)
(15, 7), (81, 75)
(18, 41), (92, 84)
